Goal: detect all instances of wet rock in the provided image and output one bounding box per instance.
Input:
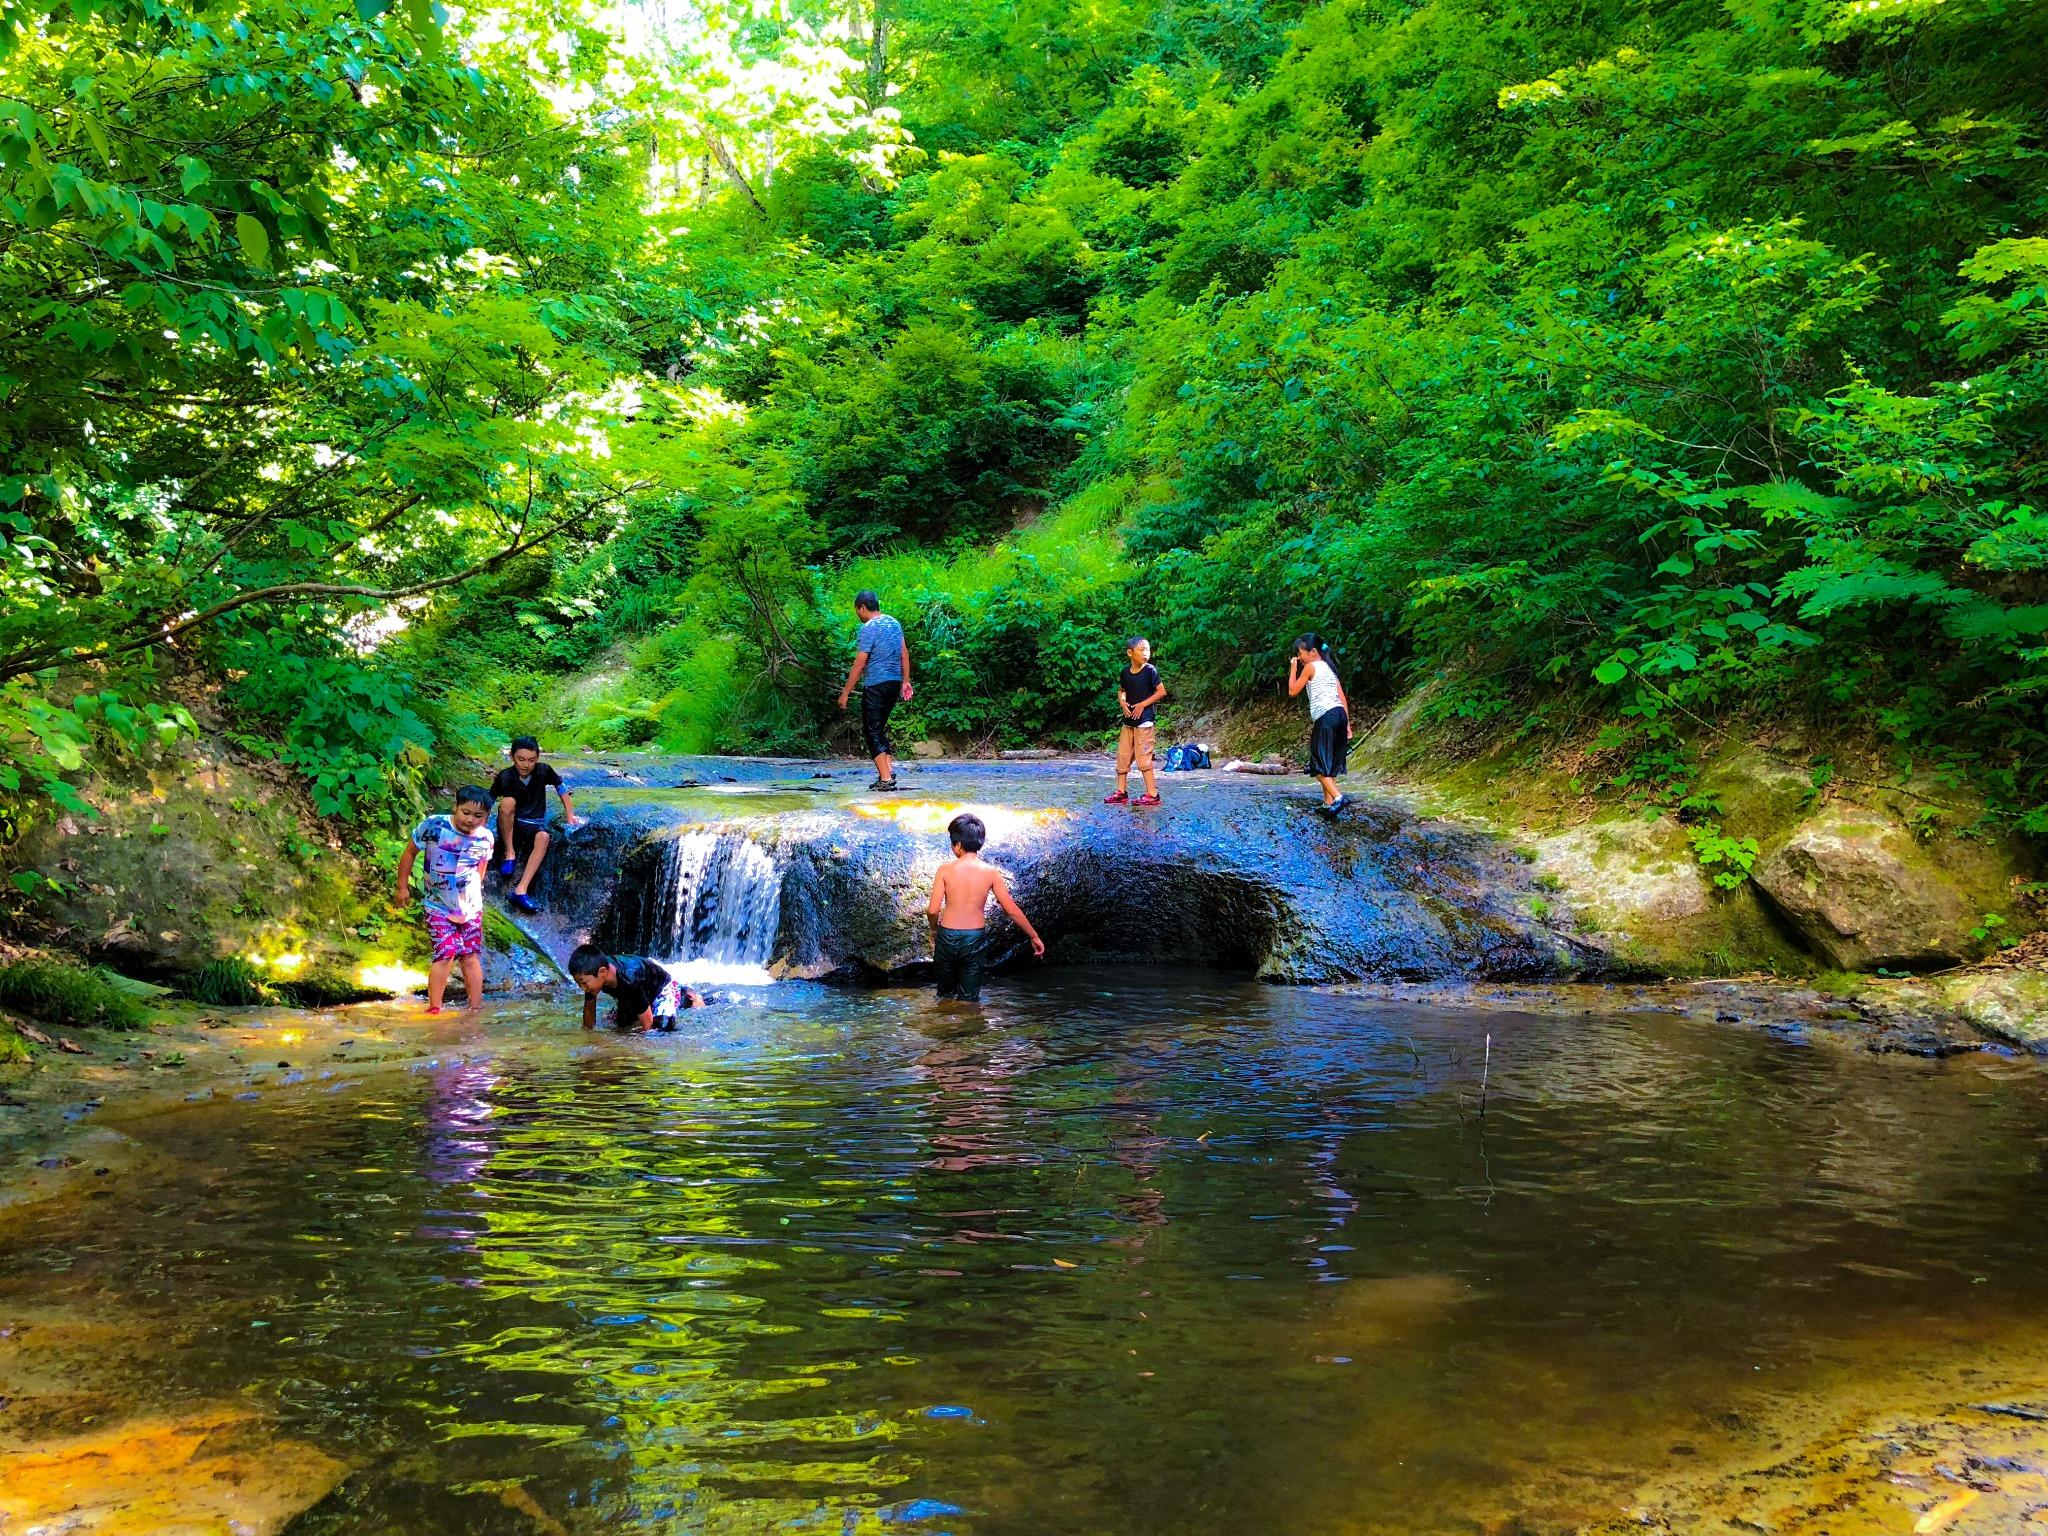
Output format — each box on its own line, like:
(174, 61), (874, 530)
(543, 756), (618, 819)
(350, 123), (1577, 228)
(1753, 809), (1981, 971)
(571, 763), (1592, 984)
(0, 1408), (346, 1535)
(911, 740), (947, 759)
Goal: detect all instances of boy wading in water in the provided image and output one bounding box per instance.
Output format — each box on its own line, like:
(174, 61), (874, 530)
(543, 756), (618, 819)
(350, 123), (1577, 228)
(1105, 635), (1166, 807)
(837, 590), (913, 792)
(567, 944), (704, 1032)
(1287, 633), (1353, 816)
(396, 785), (496, 1013)
(926, 812), (1045, 1004)
(492, 735), (580, 914)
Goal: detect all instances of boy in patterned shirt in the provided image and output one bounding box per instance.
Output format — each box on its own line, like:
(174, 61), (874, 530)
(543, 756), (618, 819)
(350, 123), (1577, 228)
(395, 785), (496, 1013)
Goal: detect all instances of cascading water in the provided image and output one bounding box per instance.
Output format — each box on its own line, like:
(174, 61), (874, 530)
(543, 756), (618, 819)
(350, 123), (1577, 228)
(651, 830), (782, 987)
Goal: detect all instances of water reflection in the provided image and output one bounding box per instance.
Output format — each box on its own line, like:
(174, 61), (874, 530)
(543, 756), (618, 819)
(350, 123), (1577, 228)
(2, 972), (2047, 1535)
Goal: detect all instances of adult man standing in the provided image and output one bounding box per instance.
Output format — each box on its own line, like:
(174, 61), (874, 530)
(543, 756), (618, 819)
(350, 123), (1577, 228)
(836, 589), (913, 791)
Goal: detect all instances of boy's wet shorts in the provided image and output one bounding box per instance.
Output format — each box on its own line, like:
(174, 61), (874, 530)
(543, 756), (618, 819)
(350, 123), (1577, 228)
(932, 925), (988, 1003)
(426, 912), (485, 961)
(511, 818), (547, 858)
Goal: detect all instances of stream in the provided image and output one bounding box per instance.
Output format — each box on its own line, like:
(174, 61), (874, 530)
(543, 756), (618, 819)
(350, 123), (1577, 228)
(3, 758), (2045, 1534)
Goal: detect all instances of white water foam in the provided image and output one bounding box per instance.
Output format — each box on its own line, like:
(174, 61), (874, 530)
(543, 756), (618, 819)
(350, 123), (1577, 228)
(654, 830), (782, 987)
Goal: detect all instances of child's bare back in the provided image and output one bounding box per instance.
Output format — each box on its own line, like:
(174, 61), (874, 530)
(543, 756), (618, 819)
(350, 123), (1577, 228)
(925, 814), (1045, 1004)
(931, 854), (1010, 930)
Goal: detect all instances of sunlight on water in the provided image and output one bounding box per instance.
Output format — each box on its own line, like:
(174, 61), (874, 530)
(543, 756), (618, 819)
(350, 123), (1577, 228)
(850, 799), (1070, 840)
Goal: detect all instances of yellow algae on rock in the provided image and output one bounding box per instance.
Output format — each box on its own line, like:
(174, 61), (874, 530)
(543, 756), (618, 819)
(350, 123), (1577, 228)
(0, 1409), (346, 1536)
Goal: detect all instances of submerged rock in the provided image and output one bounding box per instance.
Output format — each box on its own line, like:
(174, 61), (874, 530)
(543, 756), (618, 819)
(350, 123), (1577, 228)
(0, 1408), (346, 1535)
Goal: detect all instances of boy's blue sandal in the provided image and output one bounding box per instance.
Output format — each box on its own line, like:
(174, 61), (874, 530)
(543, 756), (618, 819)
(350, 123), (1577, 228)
(510, 892), (539, 914)
(498, 858), (519, 879)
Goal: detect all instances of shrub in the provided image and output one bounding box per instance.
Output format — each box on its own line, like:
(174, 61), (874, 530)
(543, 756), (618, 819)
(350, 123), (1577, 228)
(0, 959), (149, 1030)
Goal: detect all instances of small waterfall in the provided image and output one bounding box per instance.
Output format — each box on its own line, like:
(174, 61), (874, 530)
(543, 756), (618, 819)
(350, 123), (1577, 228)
(651, 830), (782, 985)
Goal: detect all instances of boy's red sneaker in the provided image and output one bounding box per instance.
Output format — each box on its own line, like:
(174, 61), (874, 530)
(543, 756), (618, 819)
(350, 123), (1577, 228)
(424, 1005), (445, 1016)
(1133, 794), (1162, 807)
(1102, 790), (1129, 804)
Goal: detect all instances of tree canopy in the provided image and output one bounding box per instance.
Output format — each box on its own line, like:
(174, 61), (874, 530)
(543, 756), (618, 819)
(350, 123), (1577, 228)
(3, 0), (2045, 842)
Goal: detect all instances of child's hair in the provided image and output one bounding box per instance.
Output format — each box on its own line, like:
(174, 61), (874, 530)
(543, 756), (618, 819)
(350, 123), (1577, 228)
(1293, 632), (1328, 658)
(854, 589), (880, 613)
(1126, 635), (1149, 652)
(454, 784), (492, 810)
(947, 812), (987, 853)
(566, 943), (612, 979)
(510, 734), (540, 754)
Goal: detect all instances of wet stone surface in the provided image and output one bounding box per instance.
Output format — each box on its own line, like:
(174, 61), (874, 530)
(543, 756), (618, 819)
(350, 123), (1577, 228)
(521, 754), (1594, 983)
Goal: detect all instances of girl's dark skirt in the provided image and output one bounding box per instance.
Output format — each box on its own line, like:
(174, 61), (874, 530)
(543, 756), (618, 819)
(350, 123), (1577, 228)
(1306, 707), (1349, 779)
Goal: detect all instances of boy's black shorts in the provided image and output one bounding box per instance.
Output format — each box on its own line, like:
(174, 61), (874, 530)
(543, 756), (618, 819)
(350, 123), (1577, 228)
(862, 680), (903, 758)
(933, 925), (988, 1003)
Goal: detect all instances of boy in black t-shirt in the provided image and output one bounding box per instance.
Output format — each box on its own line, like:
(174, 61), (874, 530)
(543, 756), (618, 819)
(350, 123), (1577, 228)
(568, 944), (704, 1032)
(1104, 636), (1166, 807)
(491, 736), (580, 914)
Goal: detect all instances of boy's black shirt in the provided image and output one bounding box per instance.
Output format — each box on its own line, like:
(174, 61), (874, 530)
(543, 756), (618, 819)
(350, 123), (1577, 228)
(490, 762), (563, 823)
(1120, 663), (1162, 725)
(605, 954), (673, 1026)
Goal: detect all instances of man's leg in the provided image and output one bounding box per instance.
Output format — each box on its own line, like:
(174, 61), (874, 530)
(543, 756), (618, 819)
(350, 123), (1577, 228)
(496, 798), (519, 875)
(513, 826), (551, 896)
(458, 951), (484, 1008)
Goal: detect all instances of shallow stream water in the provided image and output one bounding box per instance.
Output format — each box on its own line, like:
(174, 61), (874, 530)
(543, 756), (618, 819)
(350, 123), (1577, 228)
(5, 971), (2048, 1534)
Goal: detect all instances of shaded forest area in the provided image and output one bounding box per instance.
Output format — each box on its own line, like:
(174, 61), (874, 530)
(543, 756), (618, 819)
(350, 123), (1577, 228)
(4, 0), (2045, 865)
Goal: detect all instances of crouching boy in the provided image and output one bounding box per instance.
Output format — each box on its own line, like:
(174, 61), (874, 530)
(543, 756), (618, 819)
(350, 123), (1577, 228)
(568, 944), (704, 1032)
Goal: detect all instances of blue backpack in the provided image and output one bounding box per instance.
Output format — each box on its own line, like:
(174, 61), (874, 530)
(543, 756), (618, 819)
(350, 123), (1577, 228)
(1163, 743), (1211, 772)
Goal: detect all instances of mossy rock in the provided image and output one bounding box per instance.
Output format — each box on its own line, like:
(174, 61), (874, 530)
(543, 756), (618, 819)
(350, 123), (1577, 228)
(11, 731), (381, 980)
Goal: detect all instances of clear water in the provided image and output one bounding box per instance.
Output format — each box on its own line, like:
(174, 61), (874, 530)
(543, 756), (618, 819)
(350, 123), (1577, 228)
(6, 971), (2048, 1534)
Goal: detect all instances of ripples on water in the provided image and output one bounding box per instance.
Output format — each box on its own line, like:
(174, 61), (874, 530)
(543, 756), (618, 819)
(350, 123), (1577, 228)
(5, 970), (2048, 1534)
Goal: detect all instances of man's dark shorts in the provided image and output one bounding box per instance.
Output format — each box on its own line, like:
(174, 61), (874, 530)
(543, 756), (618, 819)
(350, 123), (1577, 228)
(932, 925), (988, 1003)
(862, 680), (903, 758)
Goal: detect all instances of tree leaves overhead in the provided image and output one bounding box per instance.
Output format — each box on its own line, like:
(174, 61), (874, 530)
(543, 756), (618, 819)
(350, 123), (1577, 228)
(4, 0), (2047, 835)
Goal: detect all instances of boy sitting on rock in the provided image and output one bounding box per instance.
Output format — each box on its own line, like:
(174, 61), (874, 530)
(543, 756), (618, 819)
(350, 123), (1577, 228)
(568, 943), (704, 1032)
(925, 812), (1045, 1004)
(492, 735), (581, 915)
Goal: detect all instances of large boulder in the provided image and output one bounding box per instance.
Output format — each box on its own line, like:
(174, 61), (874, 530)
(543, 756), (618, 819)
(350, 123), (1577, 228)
(1753, 809), (1984, 971)
(8, 732), (377, 977)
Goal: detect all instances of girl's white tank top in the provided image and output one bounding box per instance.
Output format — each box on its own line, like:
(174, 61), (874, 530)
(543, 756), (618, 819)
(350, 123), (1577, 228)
(1305, 658), (1343, 721)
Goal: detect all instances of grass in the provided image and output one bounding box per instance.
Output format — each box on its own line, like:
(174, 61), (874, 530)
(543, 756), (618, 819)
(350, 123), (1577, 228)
(0, 958), (150, 1031)
(183, 957), (271, 1006)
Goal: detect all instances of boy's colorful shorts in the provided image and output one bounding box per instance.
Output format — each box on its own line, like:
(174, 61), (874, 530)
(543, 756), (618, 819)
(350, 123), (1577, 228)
(426, 912), (485, 961)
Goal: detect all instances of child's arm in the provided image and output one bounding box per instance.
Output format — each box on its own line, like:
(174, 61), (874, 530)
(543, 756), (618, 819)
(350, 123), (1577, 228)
(926, 866), (947, 933)
(557, 787), (580, 827)
(899, 637), (913, 701)
(629, 1004), (654, 1032)
(837, 648), (869, 710)
(395, 842), (418, 906)
(1286, 655), (1309, 696)
(1136, 672), (1166, 711)
(582, 990), (597, 1029)
(992, 872), (1046, 957)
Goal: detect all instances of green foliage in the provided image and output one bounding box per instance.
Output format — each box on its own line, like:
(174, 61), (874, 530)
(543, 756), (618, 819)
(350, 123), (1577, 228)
(0, 959), (149, 1030)
(184, 957), (272, 1007)
(274, 967), (390, 1006)
(5, 0), (2047, 847)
